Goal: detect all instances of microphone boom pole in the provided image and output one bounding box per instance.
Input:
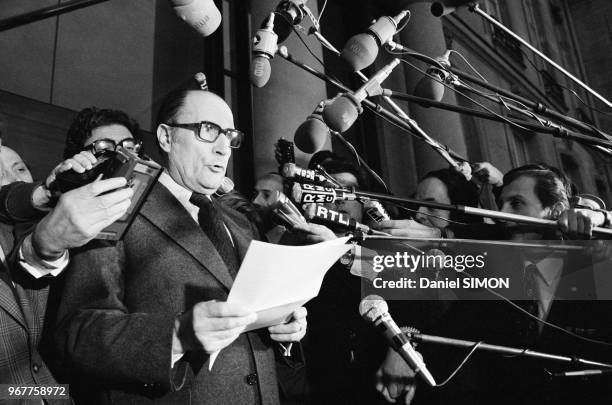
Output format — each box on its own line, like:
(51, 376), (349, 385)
(277, 46), (467, 165)
(407, 331), (612, 370)
(467, 3), (612, 109)
(341, 187), (612, 237)
(384, 91), (612, 153)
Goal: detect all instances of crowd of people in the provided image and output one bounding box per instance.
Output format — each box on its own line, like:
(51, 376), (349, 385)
(1, 84), (611, 405)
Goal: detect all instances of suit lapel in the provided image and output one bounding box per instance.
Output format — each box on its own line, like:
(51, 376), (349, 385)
(0, 223), (28, 330)
(140, 183), (235, 291)
(217, 203), (256, 263)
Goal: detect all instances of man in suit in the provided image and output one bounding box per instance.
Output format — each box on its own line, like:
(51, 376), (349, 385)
(0, 141), (133, 388)
(55, 89), (307, 404)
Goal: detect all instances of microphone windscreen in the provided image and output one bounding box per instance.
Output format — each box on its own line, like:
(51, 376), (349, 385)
(170, 0), (222, 37)
(431, 0), (473, 17)
(216, 177), (234, 195)
(294, 116), (330, 153)
(414, 73), (445, 102)
(250, 56), (272, 88)
(359, 295), (388, 321)
(322, 95), (361, 133)
(341, 33), (379, 72)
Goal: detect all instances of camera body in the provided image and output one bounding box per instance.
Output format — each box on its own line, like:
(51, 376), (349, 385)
(54, 147), (162, 240)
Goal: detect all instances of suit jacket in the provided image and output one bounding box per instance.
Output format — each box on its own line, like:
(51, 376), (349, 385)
(417, 243), (612, 405)
(0, 221), (63, 405)
(55, 182), (284, 405)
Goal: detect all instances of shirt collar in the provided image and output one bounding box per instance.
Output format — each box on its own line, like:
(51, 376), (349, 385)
(158, 171), (194, 207)
(524, 254), (565, 287)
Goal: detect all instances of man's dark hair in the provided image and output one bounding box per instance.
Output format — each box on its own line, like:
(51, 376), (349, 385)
(64, 107), (140, 158)
(155, 89), (226, 160)
(422, 168), (482, 224)
(312, 154), (367, 190)
(502, 163), (572, 211)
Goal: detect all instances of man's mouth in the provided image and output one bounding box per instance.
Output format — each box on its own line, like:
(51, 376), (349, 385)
(208, 164), (225, 173)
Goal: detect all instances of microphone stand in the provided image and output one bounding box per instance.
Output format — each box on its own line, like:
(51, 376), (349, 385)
(468, 2), (612, 109)
(384, 41), (612, 150)
(308, 29), (464, 170)
(277, 46), (467, 167)
(405, 331), (612, 370)
(448, 68), (612, 143)
(346, 188), (612, 238)
(383, 92), (612, 154)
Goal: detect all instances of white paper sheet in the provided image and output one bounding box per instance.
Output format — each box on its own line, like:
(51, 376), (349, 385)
(208, 237), (352, 370)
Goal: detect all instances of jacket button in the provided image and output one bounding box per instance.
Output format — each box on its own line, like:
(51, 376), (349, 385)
(245, 373), (258, 386)
(33, 363), (40, 373)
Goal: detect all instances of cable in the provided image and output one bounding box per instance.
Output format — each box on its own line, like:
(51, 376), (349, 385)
(455, 269), (612, 347)
(396, 57), (534, 133)
(435, 341), (483, 387)
(448, 49), (488, 83)
(317, 0), (328, 22)
(395, 10), (411, 33)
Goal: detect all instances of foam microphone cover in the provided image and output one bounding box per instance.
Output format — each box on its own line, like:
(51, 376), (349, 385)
(250, 56), (272, 88)
(294, 115), (330, 153)
(170, 0), (222, 37)
(431, 0), (474, 17)
(322, 94), (363, 133)
(413, 70), (446, 102)
(341, 33), (379, 72)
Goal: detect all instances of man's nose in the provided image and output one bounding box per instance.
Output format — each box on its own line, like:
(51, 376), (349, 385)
(213, 134), (231, 156)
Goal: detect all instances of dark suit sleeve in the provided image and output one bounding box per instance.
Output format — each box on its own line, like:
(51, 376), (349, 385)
(0, 182), (47, 224)
(54, 240), (180, 393)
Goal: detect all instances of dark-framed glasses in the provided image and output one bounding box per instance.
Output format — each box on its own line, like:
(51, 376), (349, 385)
(84, 138), (142, 155)
(165, 121), (244, 148)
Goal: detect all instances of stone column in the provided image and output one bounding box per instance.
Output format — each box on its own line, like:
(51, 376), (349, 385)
(398, 2), (468, 178)
(249, 0), (328, 178)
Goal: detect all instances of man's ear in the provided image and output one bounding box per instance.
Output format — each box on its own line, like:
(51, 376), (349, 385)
(157, 124), (172, 154)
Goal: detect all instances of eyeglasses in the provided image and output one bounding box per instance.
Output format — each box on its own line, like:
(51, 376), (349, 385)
(165, 121), (244, 148)
(84, 138), (142, 155)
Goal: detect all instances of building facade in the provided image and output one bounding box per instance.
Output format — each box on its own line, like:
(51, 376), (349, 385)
(0, 0), (610, 205)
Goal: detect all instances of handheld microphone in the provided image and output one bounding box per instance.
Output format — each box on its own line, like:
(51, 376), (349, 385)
(294, 102), (331, 154)
(304, 204), (374, 235)
(359, 295), (436, 387)
(281, 163), (337, 187)
(214, 177), (234, 196)
(251, 13), (278, 88)
(291, 182), (357, 204)
(322, 58), (400, 132)
(169, 0), (222, 37)
(413, 50), (453, 102)
(269, 191), (307, 228)
(341, 11), (408, 71)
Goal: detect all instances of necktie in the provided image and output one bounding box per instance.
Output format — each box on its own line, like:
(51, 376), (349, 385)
(523, 263), (541, 336)
(190, 193), (239, 276)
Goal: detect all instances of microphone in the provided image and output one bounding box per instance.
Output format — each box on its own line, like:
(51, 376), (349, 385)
(281, 163), (337, 187)
(341, 11), (409, 71)
(322, 58), (401, 133)
(363, 199), (390, 223)
(359, 295), (436, 387)
(269, 191), (307, 228)
(169, 0), (222, 37)
(273, 0), (309, 44)
(291, 183), (357, 204)
(294, 102), (330, 154)
(214, 177), (234, 196)
(194, 72), (209, 91)
(431, 0), (475, 17)
(251, 13), (278, 88)
(413, 50), (452, 102)
(303, 204), (374, 235)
